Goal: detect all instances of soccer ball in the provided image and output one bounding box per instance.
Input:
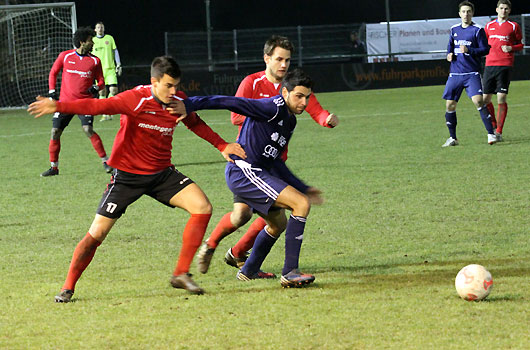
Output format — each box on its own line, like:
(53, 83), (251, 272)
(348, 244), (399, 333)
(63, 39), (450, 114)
(455, 264), (493, 301)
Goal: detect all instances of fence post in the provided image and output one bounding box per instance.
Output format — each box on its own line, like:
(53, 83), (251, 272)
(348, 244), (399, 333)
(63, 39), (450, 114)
(233, 29), (239, 71)
(385, 0), (392, 61)
(297, 25), (303, 67)
(205, 0), (213, 71)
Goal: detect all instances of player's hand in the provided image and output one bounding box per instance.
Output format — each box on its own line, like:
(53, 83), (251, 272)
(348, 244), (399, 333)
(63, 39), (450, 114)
(116, 65), (122, 76)
(326, 113), (339, 128)
(88, 85), (99, 98)
(28, 96), (58, 118)
(446, 53), (454, 62)
(167, 100), (187, 115)
(501, 45), (512, 53)
(47, 90), (59, 100)
(221, 143), (246, 163)
(459, 45), (468, 54)
(305, 187), (324, 205)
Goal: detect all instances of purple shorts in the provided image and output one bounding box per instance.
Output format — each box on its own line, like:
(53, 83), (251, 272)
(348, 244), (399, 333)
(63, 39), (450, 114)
(225, 160), (288, 215)
(442, 72), (483, 102)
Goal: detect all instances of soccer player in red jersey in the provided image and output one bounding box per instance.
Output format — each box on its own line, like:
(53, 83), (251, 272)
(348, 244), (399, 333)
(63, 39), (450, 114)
(196, 35), (339, 276)
(483, 0), (523, 141)
(28, 56), (246, 301)
(42, 27), (112, 177)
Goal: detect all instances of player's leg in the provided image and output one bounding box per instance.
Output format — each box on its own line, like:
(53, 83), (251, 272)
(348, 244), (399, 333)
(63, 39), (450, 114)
(482, 66), (497, 128)
(467, 74), (496, 144)
(441, 76), (461, 147)
(495, 67), (511, 138)
(80, 116), (112, 173)
(196, 201), (252, 274)
(100, 70), (118, 121)
(230, 216), (267, 262)
(41, 113), (72, 176)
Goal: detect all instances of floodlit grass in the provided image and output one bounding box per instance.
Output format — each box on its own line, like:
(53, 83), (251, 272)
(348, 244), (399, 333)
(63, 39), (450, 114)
(1, 81), (529, 349)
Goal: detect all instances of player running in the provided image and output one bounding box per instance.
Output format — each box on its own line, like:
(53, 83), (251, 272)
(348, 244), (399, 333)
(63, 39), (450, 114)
(441, 1), (496, 147)
(174, 69), (324, 287)
(28, 56), (246, 301)
(196, 35), (338, 276)
(482, 0), (523, 141)
(42, 27), (111, 177)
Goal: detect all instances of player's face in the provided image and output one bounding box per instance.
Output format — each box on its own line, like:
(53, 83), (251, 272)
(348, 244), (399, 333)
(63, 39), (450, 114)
(496, 4), (511, 20)
(95, 23), (105, 36)
(151, 74), (180, 104)
(459, 6), (473, 25)
(264, 47), (291, 83)
(79, 36), (94, 54)
(282, 86), (311, 115)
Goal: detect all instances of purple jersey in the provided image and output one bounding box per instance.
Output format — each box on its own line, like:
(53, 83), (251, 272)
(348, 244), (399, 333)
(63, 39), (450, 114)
(184, 95), (308, 193)
(447, 23), (489, 74)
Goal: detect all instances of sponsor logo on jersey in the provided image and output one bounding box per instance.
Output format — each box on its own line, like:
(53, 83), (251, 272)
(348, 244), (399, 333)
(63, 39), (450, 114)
(138, 122), (175, 136)
(68, 61), (76, 64)
(66, 69), (92, 78)
(262, 144), (279, 158)
(454, 39), (472, 46)
(489, 34), (509, 41)
(271, 132), (279, 142)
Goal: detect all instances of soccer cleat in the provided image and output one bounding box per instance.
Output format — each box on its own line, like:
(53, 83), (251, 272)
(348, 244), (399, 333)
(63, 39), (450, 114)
(170, 273), (204, 295)
(280, 269), (315, 288)
(441, 137), (459, 148)
(224, 248), (248, 268)
(103, 162), (113, 174)
(494, 131), (503, 142)
(55, 289), (74, 303)
(41, 167), (59, 177)
(196, 242), (215, 274)
(487, 133), (497, 145)
(99, 115), (113, 122)
(257, 270), (277, 279)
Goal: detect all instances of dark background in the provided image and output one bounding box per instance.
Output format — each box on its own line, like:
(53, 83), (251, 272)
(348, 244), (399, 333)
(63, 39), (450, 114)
(68, 0), (530, 65)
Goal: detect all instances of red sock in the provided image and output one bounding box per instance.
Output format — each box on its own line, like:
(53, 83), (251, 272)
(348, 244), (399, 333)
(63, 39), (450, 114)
(496, 103), (507, 134)
(486, 102), (496, 129)
(62, 232), (101, 291)
(174, 213), (211, 275)
(49, 139), (60, 163)
(232, 216), (266, 258)
(207, 212), (237, 248)
(89, 133), (107, 158)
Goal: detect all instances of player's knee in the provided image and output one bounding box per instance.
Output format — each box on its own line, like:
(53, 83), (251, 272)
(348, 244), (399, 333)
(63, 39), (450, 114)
(265, 221), (286, 237)
(51, 128), (62, 140)
(230, 208), (252, 227)
(82, 125), (94, 137)
(109, 86), (118, 96)
(193, 200), (212, 215)
(293, 195), (311, 217)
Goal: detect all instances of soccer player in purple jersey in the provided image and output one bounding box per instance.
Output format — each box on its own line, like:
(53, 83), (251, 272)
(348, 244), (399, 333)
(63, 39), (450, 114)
(172, 69), (323, 287)
(442, 1), (496, 147)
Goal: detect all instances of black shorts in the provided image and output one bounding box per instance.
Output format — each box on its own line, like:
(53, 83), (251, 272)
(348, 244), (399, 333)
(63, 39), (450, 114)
(482, 66), (512, 94)
(97, 166), (194, 219)
(52, 112), (93, 130)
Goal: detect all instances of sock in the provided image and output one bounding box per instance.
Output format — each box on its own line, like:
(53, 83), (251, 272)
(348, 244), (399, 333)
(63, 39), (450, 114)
(232, 216), (266, 258)
(478, 106), (494, 134)
(240, 228), (277, 276)
(174, 213), (211, 276)
(101, 156), (109, 163)
(497, 103), (508, 134)
(282, 215), (307, 276)
(49, 139), (60, 164)
(445, 111), (457, 139)
(89, 133), (107, 158)
(62, 232), (102, 291)
(207, 212), (237, 249)
(486, 103), (496, 129)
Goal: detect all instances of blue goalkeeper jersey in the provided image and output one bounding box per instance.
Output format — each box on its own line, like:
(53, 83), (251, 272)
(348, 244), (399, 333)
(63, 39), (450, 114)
(447, 22), (489, 74)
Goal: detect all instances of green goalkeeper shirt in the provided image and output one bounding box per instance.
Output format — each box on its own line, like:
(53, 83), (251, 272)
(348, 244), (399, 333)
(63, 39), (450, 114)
(92, 34), (117, 70)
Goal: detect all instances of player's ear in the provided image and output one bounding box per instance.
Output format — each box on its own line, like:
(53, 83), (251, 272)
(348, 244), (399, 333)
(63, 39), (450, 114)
(281, 86), (289, 100)
(264, 54), (270, 65)
(150, 76), (158, 85)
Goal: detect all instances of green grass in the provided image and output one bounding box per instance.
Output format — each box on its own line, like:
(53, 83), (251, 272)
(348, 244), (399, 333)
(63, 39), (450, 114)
(1, 82), (529, 349)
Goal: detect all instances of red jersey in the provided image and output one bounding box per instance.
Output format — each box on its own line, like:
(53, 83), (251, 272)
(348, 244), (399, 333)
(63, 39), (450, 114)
(484, 19), (523, 67)
(231, 70), (331, 128)
(49, 49), (104, 102)
(56, 85), (228, 174)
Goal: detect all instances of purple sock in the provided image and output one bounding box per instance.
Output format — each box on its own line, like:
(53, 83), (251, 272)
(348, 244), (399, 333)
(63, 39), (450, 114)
(445, 111), (457, 139)
(282, 215), (306, 275)
(240, 228), (276, 276)
(478, 106), (494, 134)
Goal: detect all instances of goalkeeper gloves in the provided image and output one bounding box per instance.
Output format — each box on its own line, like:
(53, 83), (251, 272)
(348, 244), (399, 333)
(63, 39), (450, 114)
(116, 65), (122, 76)
(87, 85), (99, 98)
(47, 90), (59, 100)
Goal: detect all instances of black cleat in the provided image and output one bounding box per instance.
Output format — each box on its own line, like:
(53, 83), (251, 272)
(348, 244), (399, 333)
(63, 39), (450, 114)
(196, 242), (216, 274)
(103, 162), (113, 173)
(41, 167), (59, 177)
(170, 273), (204, 295)
(280, 269), (315, 288)
(55, 289), (74, 303)
(224, 248), (248, 269)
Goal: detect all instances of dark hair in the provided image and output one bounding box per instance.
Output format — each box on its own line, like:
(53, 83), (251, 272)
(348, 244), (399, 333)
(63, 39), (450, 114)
(150, 56), (181, 80)
(263, 35), (295, 56)
(497, 0), (511, 9)
(73, 27), (95, 48)
(96, 21), (104, 26)
(280, 68), (313, 92)
(458, 1), (474, 12)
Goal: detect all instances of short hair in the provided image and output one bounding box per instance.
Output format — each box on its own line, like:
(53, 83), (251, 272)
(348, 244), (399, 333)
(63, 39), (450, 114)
(73, 27), (95, 48)
(497, 0), (511, 8)
(95, 21), (104, 26)
(458, 1), (474, 12)
(263, 35), (295, 56)
(280, 68), (313, 92)
(150, 56), (181, 80)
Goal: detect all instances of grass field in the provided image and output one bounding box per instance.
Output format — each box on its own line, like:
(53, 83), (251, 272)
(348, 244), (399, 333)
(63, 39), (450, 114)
(1, 82), (529, 349)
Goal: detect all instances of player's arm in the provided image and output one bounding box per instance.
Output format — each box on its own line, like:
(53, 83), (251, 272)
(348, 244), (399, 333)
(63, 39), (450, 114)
(305, 93), (338, 128)
(48, 53), (64, 96)
(231, 76), (254, 125)
(467, 29), (489, 57)
(94, 59), (105, 91)
(446, 33), (455, 62)
(508, 24), (524, 52)
(182, 112), (246, 162)
(272, 158), (309, 194)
